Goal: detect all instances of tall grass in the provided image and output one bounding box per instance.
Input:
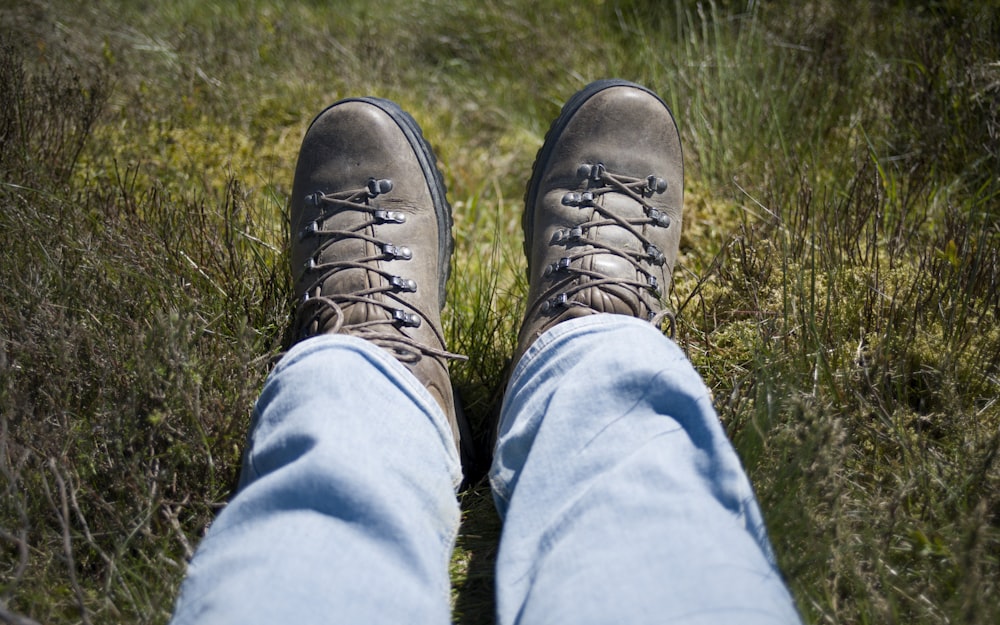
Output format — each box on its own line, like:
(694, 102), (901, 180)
(1, 1), (997, 623)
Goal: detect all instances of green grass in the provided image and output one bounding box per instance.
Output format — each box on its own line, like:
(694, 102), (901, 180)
(1, 0), (998, 623)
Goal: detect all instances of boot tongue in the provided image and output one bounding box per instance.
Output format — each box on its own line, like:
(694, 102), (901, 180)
(571, 197), (646, 315)
(572, 272), (643, 317)
(318, 235), (395, 327)
(342, 300), (394, 327)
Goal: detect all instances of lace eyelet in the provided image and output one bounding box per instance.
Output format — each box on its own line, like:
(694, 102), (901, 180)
(367, 178), (393, 197)
(645, 175), (668, 195)
(541, 292), (569, 313)
(390, 275), (417, 292)
(392, 308), (421, 327)
(374, 209), (406, 224)
(648, 208), (671, 228)
(552, 226), (585, 243)
(647, 275), (660, 294)
(382, 243), (413, 260)
(299, 221), (319, 241)
(562, 192), (582, 207)
(646, 244), (666, 266)
(577, 162), (605, 181)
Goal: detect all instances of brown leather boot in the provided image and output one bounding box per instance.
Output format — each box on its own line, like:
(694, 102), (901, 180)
(289, 97), (467, 451)
(516, 79), (684, 360)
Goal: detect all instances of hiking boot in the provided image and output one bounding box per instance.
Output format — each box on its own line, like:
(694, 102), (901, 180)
(516, 79), (684, 360)
(289, 97), (467, 450)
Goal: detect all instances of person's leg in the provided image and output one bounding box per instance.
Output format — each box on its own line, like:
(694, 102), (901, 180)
(172, 334), (461, 625)
(492, 315), (799, 625)
(491, 79), (800, 624)
(172, 95), (466, 623)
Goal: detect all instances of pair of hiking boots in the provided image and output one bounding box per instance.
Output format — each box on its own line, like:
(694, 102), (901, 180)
(289, 79), (683, 469)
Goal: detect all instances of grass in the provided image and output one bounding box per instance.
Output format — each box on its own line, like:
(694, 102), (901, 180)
(1, 0), (998, 622)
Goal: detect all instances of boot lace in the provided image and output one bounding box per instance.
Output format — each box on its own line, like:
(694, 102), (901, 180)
(293, 178), (466, 363)
(534, 162), (675, 334)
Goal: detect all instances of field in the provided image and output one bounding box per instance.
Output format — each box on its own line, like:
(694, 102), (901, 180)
(1, 0), (998, 623)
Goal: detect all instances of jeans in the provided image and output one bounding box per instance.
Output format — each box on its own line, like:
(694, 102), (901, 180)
(171, 314), (801, 624)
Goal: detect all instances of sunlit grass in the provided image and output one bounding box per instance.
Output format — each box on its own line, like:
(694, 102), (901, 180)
(1, 1), (998, 623)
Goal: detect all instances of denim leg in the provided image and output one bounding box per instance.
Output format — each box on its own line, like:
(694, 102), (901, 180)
(171, 335), (461, 625)
(491, 315), (800, 625)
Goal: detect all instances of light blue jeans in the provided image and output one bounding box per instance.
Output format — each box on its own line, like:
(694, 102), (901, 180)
(171, 315), (801, 624)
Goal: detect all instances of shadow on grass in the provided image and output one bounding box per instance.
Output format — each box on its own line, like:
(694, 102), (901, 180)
(454, 482), (502, 625)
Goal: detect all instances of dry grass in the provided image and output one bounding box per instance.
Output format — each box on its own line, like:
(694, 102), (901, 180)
(1, 1), (998, 623)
